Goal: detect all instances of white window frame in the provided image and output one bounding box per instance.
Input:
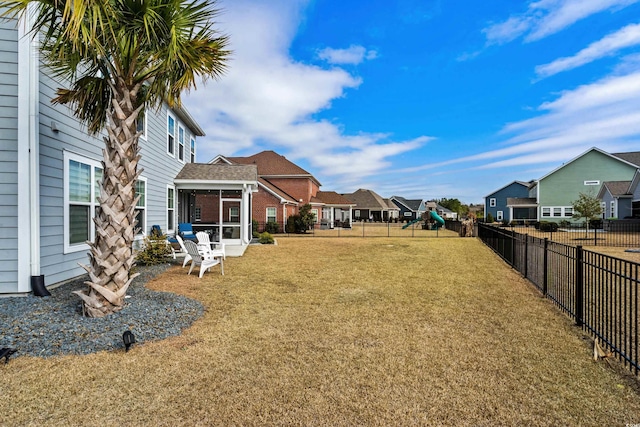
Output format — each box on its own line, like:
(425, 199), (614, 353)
(167, 185), (176, 233)
(541, 207), (551, 217)
(195, 206), (202, 222)
(229, 206), (240, 223)
(136, 112), (147, 140)
(167, 113), (176, 156)
(178, 125), (185, 162)
(564, 207), (573, 218)
(63, 151), (102, 254)
(190, 137), (196, 163)
(311, 208), (319, 223)
(610, 200), (615, 218)
(266, 207), (277, 223)
(496, 210), (503, 221)
(553, 207), (562, 217)
(135, 177), (147, 237)
(355, 209), (360, 218)
(584, 180), (600, 186)
(602, 202), (606, 218)
(489, 198), (496, 207)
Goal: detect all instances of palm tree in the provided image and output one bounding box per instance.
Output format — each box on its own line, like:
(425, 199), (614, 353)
(2, 0), (229, 317)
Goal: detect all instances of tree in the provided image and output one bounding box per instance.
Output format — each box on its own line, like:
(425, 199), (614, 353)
(3, 0), (230, 317)
(437, 198), (468, 216)
(287, 204), (316, 233)
(572, 191), (603, 237)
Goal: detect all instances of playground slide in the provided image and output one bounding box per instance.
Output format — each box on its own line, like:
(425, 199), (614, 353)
(401, 218), (421, 229)
(430, 211), (445, 228)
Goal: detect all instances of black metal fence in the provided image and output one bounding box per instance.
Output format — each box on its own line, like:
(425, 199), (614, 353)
(478, 223), (639, 376)
(495, 220), (640, 247)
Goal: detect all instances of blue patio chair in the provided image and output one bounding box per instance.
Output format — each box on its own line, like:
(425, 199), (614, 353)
(178, 222), (198, 242)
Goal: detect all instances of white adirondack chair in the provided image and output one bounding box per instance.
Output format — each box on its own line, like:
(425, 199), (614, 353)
(196, 231), (225, 275)
(183, 240), (220, 279)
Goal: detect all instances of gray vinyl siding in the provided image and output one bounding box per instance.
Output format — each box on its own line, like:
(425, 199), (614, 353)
(37, 67), (198, 286)
(0, 20), (18, 292)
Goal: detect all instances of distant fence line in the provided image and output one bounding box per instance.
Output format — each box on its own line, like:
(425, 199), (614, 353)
(478, 223), (639, 377)
(253, 220), (461, 238)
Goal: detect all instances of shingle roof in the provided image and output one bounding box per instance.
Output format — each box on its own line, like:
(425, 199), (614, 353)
(342, 189), (390, 210)
(383, 198), (400, 210)
(315, 191), (355, 206)
(174, 163), (258, 181)
(612, 151), (640, 167)
(258, 178), (298, 203)
(602, 181), (632, 196)
(227, 150), (312, 176)
(392, 196), (423, 211)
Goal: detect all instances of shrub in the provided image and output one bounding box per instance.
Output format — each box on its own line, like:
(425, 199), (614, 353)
(538, 221), (558, 232)
(258, 232), (274, 244)
(136, 233), (173, 265)
(589, 219), (603, 229)
(559, 220), (571, 228)
(286, 215), (298, 233)
(265, 221), (280, 234)
(486, 213), (494, 223)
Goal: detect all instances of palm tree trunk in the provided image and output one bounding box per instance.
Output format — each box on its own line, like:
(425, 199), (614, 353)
(73, 87), (141, 317)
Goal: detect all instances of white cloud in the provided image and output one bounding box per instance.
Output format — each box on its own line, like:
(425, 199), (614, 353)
(317, 45), (379, 65)
(536, 22), (640, 78)
(183, 0), (423, 188)
(483, 0), (640, 45)
(402, 70), (640, 173)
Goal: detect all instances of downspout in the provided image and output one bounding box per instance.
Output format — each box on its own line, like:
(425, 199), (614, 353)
(17, 10), (41, 293)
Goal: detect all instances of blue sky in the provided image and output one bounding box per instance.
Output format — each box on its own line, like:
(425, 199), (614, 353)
(185, 0), (640, 204)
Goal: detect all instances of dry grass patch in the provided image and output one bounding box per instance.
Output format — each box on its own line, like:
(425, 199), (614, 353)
(1, 238), (639, 426)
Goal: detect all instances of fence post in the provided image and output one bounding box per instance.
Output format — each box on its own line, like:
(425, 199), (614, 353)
(511, 229), (516, 267)
(575, 245), (584, 327)
(593, 226), (597, 246)
(388, 221), (390, 237)
(362, 221), (365, 238)
(543, 238), (548, 296)
(523, 234), (528, 279)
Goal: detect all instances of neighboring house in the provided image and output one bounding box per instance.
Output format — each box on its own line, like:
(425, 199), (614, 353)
(383, 198), (400, 221)
(484, 181), (532, 223)
(536, 148), (639, 223)
(342, 189), (397, 221)
(391, 196), (426, 220)
(425, 201), (458, 220)
(0, 16), (208, 294)
(597, 171), (640, 219)
(314, 191), (355, 228)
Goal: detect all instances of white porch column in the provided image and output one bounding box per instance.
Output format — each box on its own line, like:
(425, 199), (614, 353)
(242, 184), (250, 244)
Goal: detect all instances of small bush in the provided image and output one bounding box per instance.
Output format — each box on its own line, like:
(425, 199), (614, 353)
(252, 219), (259, 238)
(258, 232), (274, 244)
(559, 220), (571, 228)
(486, 213), (494, 223)
(538, 221), (558, 232)
(136, 234), (173, 265)
(265, 221), (280, 234)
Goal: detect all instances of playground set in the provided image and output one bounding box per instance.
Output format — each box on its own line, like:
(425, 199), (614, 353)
(401, 211), (446, 230)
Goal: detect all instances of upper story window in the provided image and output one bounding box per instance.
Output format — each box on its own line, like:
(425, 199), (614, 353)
(190, 137), (196, 163)
(178, 125), (185, 162)
(136, 113), (146, 140)
(167, 114), (175, 156)
(64, 152), (102, 253)
(489, 198), (496, 207)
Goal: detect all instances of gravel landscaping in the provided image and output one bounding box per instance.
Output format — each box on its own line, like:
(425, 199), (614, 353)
(0, 262), (203, 358)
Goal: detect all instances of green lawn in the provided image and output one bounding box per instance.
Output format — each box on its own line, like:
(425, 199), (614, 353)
(1, 237), (639, 426)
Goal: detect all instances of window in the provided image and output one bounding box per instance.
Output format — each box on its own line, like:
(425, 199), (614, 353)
(610, 201), (615, 218)
(553, 207), (562, 217)
(195, 207), (201, 221)
(564, 207), (573, 217)
(542, 207), (551, 217)
(229, 206), (240, 223)
(167, 186), (175, 232)
(496, 211), (503, 221)
(266, 207), (277, 223)
(167, 114), (175, 155)
(602, 202), (606, 217)
(135, 178), (147, 235)
(311, 208), (319, 223)
(64, 152), (102, 253)
(136, 113), (146, 140)
(489, 198), (496, 207)
(178, 125), (185, 162)
(190, 137), (196, 163)
(584, 180), (600, 186)
(355, 209), (360, 218)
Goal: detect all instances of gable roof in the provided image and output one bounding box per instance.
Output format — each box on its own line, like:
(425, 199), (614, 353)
(485, 180), (531, 198)
(383, 198), (400, 211)
(612, 151), (640, 167)
(315, 191), (355, 206)
(222, 150), (320, 183)
(342, 188), (390, 210)
(174, 163), (257, 183)
(538, 147), (640, 182)
(258, 178), (298, 204)
(391, 196), (423, 211)
(597, 181), (633, 199)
